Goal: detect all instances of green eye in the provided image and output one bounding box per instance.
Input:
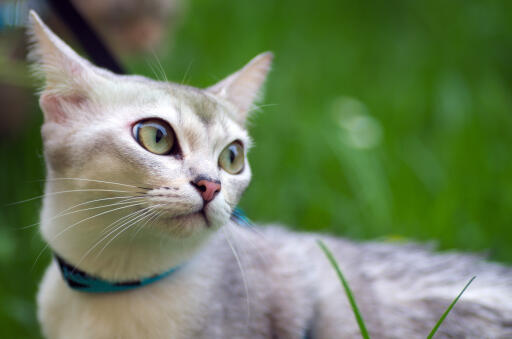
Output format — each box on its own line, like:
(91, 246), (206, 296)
(133, 119), (175, 155)
(219, 141), (244, 174)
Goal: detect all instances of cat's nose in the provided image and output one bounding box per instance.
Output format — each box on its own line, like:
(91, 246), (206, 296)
(191, 177), (221, 203)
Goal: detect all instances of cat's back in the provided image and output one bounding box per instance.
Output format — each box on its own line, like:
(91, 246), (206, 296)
(240, 225), (512, 338)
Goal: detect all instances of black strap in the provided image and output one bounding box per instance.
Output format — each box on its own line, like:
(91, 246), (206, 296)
(46, 0), (125, 74)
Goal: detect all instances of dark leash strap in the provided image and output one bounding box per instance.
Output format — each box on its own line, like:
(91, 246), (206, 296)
(46, 0), (125, 74)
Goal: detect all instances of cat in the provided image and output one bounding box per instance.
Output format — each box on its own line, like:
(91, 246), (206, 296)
(28, 10), (512, 339)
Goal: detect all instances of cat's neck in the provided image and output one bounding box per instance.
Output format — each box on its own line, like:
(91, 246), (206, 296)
(48, 229), (209, 281)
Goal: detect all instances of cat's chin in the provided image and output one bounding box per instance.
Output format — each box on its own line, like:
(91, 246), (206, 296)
(157, 211), (220, 237)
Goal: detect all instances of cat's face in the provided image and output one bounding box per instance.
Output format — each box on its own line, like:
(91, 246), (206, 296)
(29, 12), (272, 246)
(42, 79), (252, 237)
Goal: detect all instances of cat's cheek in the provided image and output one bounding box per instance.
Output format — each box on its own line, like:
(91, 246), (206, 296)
(222, 169), (251, 206)
(41, 124), (75, 173)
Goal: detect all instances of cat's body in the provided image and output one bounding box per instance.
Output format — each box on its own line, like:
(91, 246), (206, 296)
(28, 11), (512, 339)
(38, 224), (512, 339)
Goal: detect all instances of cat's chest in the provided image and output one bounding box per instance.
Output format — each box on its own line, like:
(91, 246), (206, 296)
(38, 263), (212, 339)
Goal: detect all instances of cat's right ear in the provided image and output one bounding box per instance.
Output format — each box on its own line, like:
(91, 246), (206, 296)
(27, 10), (102, 123)
(207, 52), (273, 125)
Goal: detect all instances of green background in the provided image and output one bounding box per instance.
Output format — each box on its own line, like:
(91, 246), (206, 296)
(1, 0), (512, 337)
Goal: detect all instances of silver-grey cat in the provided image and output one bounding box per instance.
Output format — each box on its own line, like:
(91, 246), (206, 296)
(28, 10), (512, 339)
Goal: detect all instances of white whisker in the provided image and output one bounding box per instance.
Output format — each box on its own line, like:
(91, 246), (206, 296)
(9, 189), (141, 206)
(227, 222), (272, 271)
(130, 209), (163, 241)
(31, 202), (148, 269)
(21, 197), (147, 230)
(146, 58), (163, 82)
(43, 177), (151, 190)
(150, 49), (168, 82)
(94, 206), (161, 260)
(53, 195), (143, 217)
(222, 226), (251, 325)
(181, 60), (194, 85)
(75, 206), (160, 269)
(98, 206), (152, 237)
(50, 202), (148, 244)
(55, 198), (147, 220)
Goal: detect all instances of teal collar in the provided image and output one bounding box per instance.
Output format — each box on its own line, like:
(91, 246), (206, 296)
(55, 254), (181, 293)
(55, 207), (252, 293)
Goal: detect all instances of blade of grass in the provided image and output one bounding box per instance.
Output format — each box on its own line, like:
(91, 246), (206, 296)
(317, 239), (371, 339)
(426, 276), (476, 339)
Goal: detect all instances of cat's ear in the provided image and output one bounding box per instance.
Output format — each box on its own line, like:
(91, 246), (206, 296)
(207, 52), (273, 124)
(27, 10), (102, 123)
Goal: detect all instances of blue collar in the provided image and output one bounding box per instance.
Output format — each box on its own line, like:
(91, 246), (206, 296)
(55, 207), (252, 293)
(55, 254), (181, 293)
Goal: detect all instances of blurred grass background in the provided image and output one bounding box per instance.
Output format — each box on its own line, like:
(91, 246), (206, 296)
(1, 0), (512, 337)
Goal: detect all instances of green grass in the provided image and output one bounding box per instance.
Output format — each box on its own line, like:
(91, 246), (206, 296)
(317, 240), (371, 339)
(1, 0), (511, 337)
(426, 276), (476, 339)
(318, 240), (476, 338)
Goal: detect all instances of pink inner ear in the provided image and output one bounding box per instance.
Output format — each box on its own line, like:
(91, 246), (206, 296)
(40, 93), (87, 123)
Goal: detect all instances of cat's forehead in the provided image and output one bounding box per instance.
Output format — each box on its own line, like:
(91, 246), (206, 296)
(117, 77), (240, 127)
(167, 85), (221, 123)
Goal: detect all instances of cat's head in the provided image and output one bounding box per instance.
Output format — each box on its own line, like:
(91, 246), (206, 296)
(28, 11), (271, 252)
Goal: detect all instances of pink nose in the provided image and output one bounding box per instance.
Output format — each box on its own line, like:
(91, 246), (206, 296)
(191, 178), (221, 203)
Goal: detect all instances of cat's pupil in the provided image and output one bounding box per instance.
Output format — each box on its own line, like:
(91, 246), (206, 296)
(155, 129), (163, 143)
(229, 147), (236, 163)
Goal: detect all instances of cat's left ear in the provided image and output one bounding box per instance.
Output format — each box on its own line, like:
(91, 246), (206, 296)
(27, 10), (99, 93)
(207, 52), (273, 124)
(27, 10), (107, 123)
